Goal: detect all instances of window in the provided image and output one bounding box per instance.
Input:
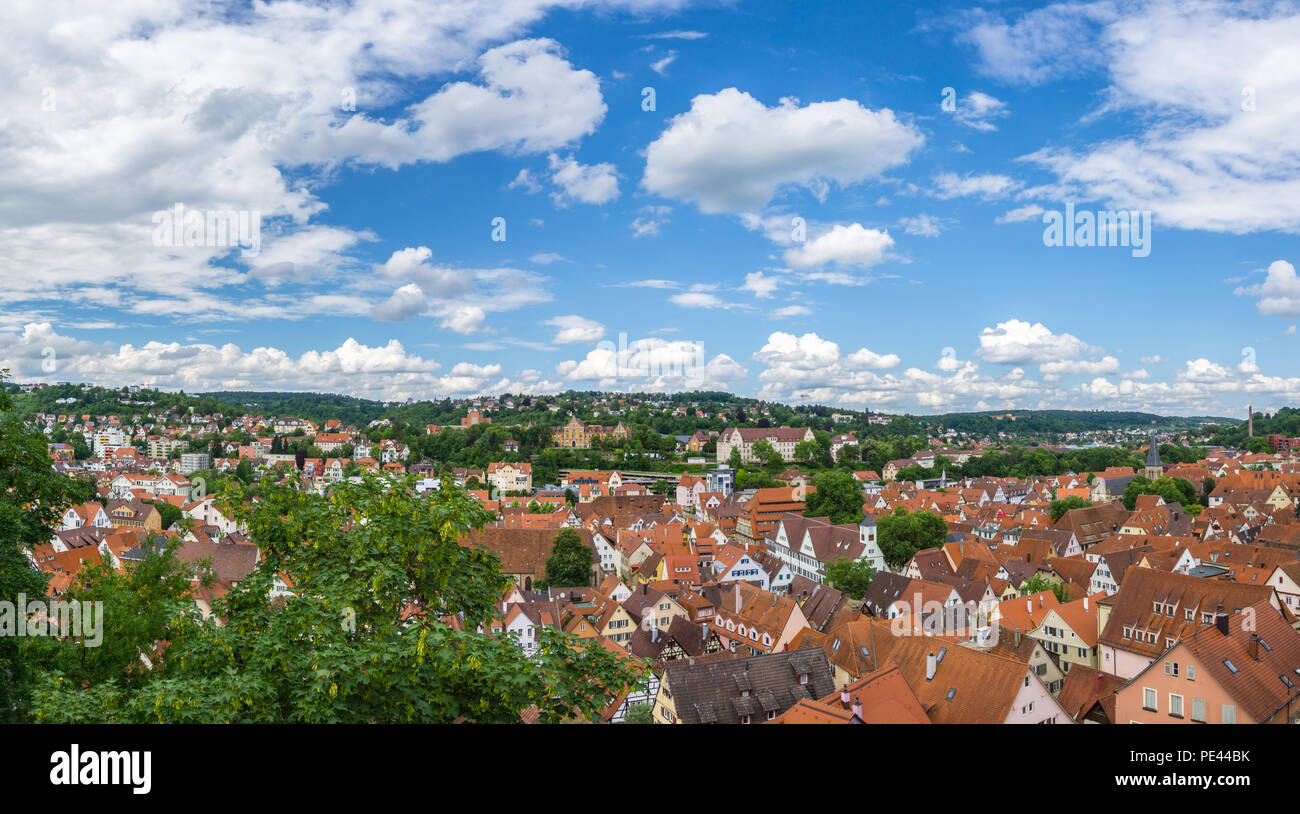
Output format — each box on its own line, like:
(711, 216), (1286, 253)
(1187, 664), (1195, 681)
(1143, 688), (1157, 711)
(1192, 698), (1206, 723)
(1164, 661), (1179, 677)
(1222, 704), (1236, 724)
(1169, 694), (1183, 718)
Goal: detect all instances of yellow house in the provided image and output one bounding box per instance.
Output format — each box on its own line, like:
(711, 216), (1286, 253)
(1028, 594), (1101, 673)
(623, 587), (690, 633)
(1266, 485), (1293, 511)
(107, 499), (161, 532)
(597, 604), (639, 644)
(553, 417), (630, 449)
(487, 461), (532, 494)
(565, 613), (603, 640)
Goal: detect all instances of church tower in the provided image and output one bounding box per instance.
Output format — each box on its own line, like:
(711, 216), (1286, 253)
(1143, 434), (1163, 480)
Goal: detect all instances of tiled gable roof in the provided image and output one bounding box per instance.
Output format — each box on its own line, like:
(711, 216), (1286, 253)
(662, 647), (835, 724)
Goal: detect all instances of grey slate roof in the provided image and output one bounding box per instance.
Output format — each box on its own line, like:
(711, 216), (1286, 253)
(661, 647), (835, 724)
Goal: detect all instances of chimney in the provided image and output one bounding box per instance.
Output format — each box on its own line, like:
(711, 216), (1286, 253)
(1083, 596), (1089, 611)
(1215, 604), (1229, 636)
(1248, 633), (1260, 661)
(851, 696), (863, 720)
(926, 651), (937, 681)
(1026, 598), (1032, 614)
(839, 690), (851, 709)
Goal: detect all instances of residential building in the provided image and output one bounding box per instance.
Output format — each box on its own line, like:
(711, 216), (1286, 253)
(716, 426), (814, 465)
(1115, 598), (1300, 724)
(653, 647), (835, 724)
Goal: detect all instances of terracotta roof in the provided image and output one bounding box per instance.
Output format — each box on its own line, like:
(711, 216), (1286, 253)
(769, 662), (929, 724)
(460, 527), (594, 578)
(1132, 597), (1300, 723)
(1098, 567), (1283, 658)
(1057, 664), (1123, 722)
(883, 636), (1046, 724)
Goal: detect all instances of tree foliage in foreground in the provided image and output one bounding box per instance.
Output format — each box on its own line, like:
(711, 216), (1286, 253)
(0, 376), (95, 721)
(27, 476), (645, 723)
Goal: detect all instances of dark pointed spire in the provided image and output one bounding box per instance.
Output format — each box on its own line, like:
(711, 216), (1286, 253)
(1146, 434), (1161, 468)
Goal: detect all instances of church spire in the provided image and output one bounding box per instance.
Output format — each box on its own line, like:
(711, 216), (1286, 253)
(1144, 434), (1163, 479)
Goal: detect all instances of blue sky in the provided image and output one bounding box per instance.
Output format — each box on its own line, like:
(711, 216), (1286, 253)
(4, 0), (1299, 415)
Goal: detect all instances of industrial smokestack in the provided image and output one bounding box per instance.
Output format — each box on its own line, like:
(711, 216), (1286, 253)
(1248, 405), (1253, 438)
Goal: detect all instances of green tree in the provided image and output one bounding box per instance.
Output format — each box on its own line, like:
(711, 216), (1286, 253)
(23, 536), (205, 691)
(27, 476), (642, 723)
(1049, 496), (1092, 522)
(876, 508), (947, 567)
(1245, 436), (1272, 454)
(802, 470), (864, 525)
(736, 468), (781, 490)
(752, 440), (784, 473)
(1021, 573), (1068, 602)
(148, 499), (184, 530)
(792, 439), (819, 465)
(622, 702), (653, 724)
(1122, 475), (1197, 510)
(1201, 476), (1216, 506)
(823, 557), (875, 600)
(539, 528), (595, 590)
(727, 446), (743, 471)
(0, 375), (96, 720)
